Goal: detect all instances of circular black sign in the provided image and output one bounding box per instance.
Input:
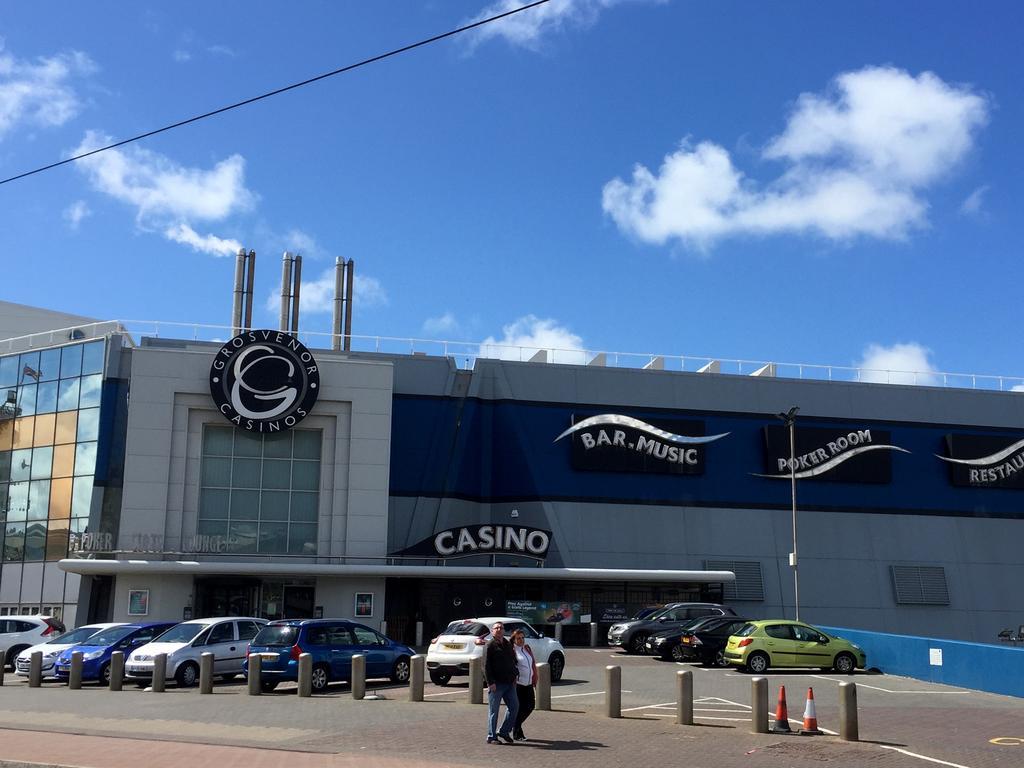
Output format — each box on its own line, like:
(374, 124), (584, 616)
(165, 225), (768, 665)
(209, 330), (319, 432)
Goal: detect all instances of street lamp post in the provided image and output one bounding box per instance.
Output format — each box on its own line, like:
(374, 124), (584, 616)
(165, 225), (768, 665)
(777, 406), (800, 621)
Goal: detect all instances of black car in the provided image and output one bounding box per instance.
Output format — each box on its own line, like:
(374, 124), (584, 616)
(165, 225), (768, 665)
(674, 616), (752, 666)
(607, 603), (737, 654)
(645, 616), (726, 659)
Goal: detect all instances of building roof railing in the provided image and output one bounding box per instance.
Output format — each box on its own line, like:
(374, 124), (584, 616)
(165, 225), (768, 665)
(2, 318), (1022, 393)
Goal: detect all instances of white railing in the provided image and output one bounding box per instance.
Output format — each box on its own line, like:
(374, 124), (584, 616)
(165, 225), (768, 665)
(2, 318), (1023, 393)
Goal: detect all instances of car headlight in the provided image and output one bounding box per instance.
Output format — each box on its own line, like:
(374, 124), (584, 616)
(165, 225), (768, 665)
(83, 651), (105, 660)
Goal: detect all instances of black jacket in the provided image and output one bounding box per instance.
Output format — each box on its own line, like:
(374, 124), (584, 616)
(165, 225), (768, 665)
(484, 637), (518, 685)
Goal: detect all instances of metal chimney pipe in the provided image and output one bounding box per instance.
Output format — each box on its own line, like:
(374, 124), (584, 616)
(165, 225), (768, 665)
(343, 259), (355, 351)
(290, 254), (302, 333)
(232, 248), (246, 335)
(243, 250), (256, 331)
(332, 258), (345, 351)
(279, 252), (293, 332)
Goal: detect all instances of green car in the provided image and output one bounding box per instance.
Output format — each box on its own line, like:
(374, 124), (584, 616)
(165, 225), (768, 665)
(723, 620), (865, 674)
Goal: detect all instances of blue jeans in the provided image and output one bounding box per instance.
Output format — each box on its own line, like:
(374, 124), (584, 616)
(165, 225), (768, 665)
(487, 682), (519, 739)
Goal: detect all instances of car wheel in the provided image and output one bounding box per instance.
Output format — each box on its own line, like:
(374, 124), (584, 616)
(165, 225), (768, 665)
(99, 663), (112, 686)
(548, 652), (565, 682)
(628, 633), (649, 655)
(429, 669), (451, 686)
(5, 646), (28, 670)
(310, 664), (330, 693)
(260, 680), (279, 692)
(833, 652), (856, 675)
(714, 650), (729, 668)
(391, 656), (411, 683)
(746, 651), (770, 674)
(670, 645), (687, 662)
(175, 661), (200, 688)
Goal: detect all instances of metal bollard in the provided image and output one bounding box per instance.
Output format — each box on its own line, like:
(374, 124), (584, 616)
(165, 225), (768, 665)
(590, 622), (599, 648)
(554, 622), (563, 644)
(409, 655), (424, 702)
(297, 653), (312, 697)
(415, 621), (424, 647)
(468, 656), (484, 705)
(199, 652), (214, 694)
(0, 661), (4, 686)
(676, 669), (694, 725)
(69, 652), (84, 690)
(536, 662), (551, 711)
(839, 682), (859, 741)
(152, 654), (167, 693)
(247, 654), (262, 695)
(352, 654), (366, 700)
(29, 651), (43, 688)
(605, 665), (621, 718)
(109, 651), (124, 691)
(751, 677), (769, 733)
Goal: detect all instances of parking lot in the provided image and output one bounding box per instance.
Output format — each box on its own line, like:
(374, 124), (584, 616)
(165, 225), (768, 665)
(1, 647), (1022, 768)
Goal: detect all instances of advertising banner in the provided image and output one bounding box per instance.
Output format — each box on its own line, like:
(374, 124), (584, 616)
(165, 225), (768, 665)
(505, 600), (581, 625)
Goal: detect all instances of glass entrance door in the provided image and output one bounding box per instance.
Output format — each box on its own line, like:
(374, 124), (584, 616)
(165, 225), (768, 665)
(195, 578), (259, 617)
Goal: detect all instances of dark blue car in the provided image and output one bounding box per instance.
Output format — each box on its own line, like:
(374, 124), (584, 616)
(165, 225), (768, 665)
(244, 619), (415, 693)
(55, 622), (177, 685)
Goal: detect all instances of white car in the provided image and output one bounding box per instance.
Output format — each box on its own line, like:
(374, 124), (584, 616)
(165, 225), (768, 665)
(15, 623), (125, 678)
(1, 616), (67, 670)
(426, 616), (566, 686)
(125, 617), (266, 687)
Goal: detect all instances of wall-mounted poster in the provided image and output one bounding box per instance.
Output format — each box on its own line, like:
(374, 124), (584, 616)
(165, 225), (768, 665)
(355, 592), (374, 618)
(506, 600), (581, 625)
(128, 589), (150, 616)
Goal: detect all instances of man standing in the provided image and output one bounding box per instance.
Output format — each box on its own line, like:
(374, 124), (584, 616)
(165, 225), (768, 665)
(484, 621), (519, 744)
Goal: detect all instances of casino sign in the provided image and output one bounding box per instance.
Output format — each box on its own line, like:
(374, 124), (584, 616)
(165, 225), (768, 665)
(210, 329), (319, 432)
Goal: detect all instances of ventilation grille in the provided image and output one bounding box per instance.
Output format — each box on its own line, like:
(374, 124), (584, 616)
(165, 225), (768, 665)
(891, 565), (950, 605)
(705, 560), (765, 601)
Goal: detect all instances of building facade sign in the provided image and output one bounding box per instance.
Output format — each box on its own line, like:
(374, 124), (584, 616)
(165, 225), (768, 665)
(938, 434), (1024, 488)
(555, 414), (729, 475)
(391, 525), (552, 560)
(209, 329), (319, 432)
(758, 425), (909, 483)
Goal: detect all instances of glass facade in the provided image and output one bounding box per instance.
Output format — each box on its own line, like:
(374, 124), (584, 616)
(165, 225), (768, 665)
(0, 340), (105, 562)
(199, 426), (321, 555)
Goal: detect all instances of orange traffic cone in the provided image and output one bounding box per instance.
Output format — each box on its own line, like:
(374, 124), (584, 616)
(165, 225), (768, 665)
(771, 685), (792, 733)
(799, 687), (823, 735)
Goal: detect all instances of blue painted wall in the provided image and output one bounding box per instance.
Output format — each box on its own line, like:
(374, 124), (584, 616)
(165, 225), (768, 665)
(820, 626), (1024, 698)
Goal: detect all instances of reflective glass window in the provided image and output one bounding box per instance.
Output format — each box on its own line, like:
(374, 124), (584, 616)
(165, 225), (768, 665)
(49, 477), (72, 520)
(52, 444), (75, 478)
(38, 349), (61, 382)
(261, 460), (290, 489)
(70, 516), (89, 534)
(32, 413), (55, 447)
(27, 480), (50, 521)
(74, 442), (97, 476)
(54, 411), (77, 445)
(203, 427), (233, 456)
(234, 432), (261, 457)
(24, 520), (46, 561)
(231, 459), (261, 488)
(197, 519), (228, 538)
(260, 490), (289, 521)
(35, 381), (58, 414)
(13, 416), (33, 449)
(4, 522), (25, 561)
(78, 375), (102, 409)
(10, 449), (31, 482)
(292, 462), (319, 491)
(0, 421), (12, 451)
(17, 385), (36, 416)
(60, 345), (82, 378)
(263, 432), (292, 458)
(293, 430), (321, 460)
(0, 356), (17, 388)
(227, 521), (257, 553)
(201, 457), (232, 487)
(57, 378), (79, 411)
(19, 352), (40, 383)
(0, 451), (9, 478)
(258, 522), (288, 553)
(30, 447), (53, 479)
(81, 341), (104, 375)
(229, 489), (260, 520)
(7, 482), (28, 522)
(290, 492), (318, 522)
(45, 522), (69, 561)
(71, 476), (93, 516)
(77, 408), (99, 442)
(199, 489), (230, 519)
(288, 523), (317, 555)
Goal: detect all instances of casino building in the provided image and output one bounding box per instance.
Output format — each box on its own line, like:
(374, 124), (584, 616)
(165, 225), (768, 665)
(2, 298), (1023, 646)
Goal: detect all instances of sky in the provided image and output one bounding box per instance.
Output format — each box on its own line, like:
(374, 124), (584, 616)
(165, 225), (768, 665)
(2, 0), (1023, 384)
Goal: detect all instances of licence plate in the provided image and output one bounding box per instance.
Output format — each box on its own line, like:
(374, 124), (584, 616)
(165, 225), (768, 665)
(259, 653), (280, 660)
(126, 665), (145, 672)
(443, 643), (463, 651)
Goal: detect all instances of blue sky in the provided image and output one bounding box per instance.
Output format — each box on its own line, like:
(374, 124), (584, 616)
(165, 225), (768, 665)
(2, 0), (1022, 383)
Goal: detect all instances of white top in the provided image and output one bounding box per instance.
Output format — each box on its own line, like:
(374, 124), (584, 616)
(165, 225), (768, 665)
(514, 645), (532, 684)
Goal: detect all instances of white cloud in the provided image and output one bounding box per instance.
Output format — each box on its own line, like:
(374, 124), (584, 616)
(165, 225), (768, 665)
(172, 50), (192, 63)
(603, 67), (989, 249)
(72, 130), (255, 224)
(164, 222), (242, 257)
(855, 342), (939, 386)
(208, 45), (237, 57)
(0, 43), (96, 140)
(465, 0), (652, 50)
(263, 267), (388, 315)
(423, 312), (459, 336)
(959, 184), (989, 217)
(62, 200), (91, 229)
(480, 315), (587, 364)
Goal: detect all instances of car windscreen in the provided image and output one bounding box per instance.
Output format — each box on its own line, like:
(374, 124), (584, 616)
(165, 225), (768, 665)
(80, 626), (137, 646)
(734, 623), (757, 637)
(679, 616), (717, 632)
(443, 622), (489, 636)
(252, 626), (299, 646)
(48, 626), (106, 645)
(153, 623), (206, 644)
(630, 607), (660, 621)
(647, 606), (676, 620)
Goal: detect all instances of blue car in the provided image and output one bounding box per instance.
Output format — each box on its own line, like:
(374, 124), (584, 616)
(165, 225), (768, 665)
(55, 622), (177, 685)
(244, 619), (414, 693)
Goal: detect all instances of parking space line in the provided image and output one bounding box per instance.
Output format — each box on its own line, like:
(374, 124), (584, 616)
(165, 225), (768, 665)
(424, 690), (463, 697)
(809, 675), (970, 694)
(622, 701), (677, 712)
(551, 690), (629, 699)
(879, 745), (974, 768)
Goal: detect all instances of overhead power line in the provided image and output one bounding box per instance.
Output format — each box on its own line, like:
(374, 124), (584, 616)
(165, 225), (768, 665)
(0, 0), (551, 187)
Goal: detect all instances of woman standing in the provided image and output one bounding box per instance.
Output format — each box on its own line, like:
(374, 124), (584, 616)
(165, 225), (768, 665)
(511, 629), (538, 741)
